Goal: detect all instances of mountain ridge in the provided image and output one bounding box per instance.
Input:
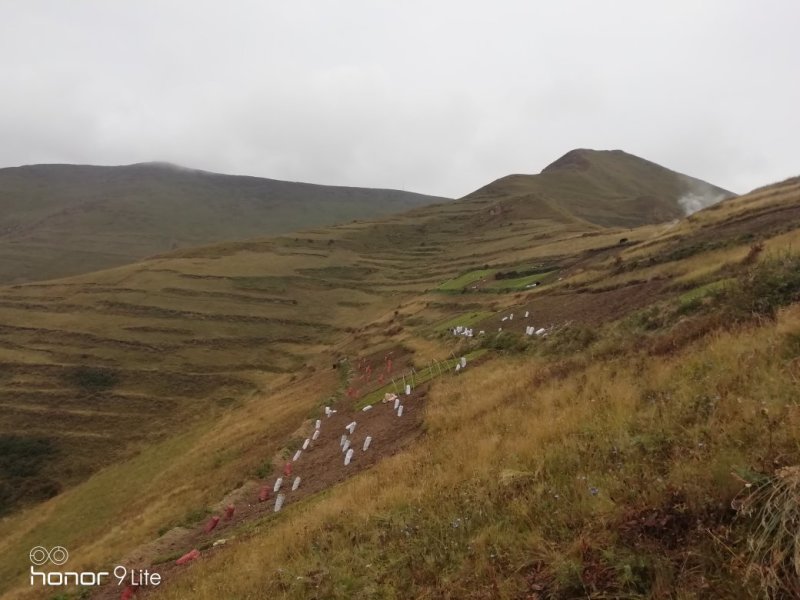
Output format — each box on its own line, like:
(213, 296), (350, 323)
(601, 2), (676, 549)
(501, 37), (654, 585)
(0, 162), (450, 284)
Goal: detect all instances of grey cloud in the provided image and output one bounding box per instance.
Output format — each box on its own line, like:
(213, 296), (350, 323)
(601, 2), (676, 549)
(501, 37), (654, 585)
(0, 0), (798, 198)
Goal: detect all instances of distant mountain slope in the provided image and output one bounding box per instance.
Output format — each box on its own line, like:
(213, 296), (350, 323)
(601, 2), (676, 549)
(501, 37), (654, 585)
(0, 162), (449, 283)
(462, 148), (734, 228)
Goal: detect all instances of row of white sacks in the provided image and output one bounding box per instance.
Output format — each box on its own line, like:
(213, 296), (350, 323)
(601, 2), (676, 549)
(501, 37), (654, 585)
(273, 475), (302, 494)
(272, 475), (299, 511)
(501, 310), (530, 322)
(277, 367), (419, 512)
(274, 409), (330, 511)
(525, 326), (547, 336)
(340, 416), (383, 466)
(453, 311), (535, 336)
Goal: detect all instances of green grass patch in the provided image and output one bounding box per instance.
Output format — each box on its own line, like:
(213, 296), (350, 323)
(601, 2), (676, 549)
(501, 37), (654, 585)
(484, 270), (555, 290)
(677, 279), (730, 305)
(437, 269), (494, 291)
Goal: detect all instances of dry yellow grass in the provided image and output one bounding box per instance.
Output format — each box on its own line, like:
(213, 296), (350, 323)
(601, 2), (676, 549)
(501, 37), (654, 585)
(145, 304), (800, 599)
(0, 367), (338, 596)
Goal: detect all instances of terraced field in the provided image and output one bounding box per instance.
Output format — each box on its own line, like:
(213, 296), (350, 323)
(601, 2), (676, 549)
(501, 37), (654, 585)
(7, 151), (798, 599)
(1, 162), (678, 520)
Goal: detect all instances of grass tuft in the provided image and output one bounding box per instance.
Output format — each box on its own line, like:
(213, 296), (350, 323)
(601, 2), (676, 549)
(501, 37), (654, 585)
(739, 466), (800, 597)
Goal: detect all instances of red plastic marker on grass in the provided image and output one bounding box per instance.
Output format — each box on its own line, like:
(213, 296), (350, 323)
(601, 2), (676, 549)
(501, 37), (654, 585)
(175, 549), (200, 565)
(204, 515), (220, 532)
(224, 503), (235, 520)
(258, 485), (270, 502)
(120, 585), (138, 600)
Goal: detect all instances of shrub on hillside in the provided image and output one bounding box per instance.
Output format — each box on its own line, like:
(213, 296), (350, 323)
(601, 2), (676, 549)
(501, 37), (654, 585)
(0, 434), (57, 478)
(67, 366), (119, 392)
(540, 324), (598, 356)
(0, 434), (60, 515)
(480, 332), (530, 353)
(723, 252), (800, 321)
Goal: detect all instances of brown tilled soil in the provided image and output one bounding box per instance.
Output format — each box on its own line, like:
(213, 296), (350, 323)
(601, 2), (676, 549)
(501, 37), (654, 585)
(697, 202), (800, 240)
(91, 385), (428, 599)
(481, 279), (670, 333)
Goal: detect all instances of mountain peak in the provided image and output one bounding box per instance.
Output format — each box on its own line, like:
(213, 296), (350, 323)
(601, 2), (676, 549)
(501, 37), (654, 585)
(541, 148), (594, 173)
(465, 148), (733, 228)
(541, 148), (632, 174)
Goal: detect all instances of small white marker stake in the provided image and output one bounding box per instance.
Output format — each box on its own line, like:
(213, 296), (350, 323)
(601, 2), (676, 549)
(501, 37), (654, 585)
(315, 419), (321, 429)
(302, 439), (310, 450)
(394, 397), (400, 410)
(346, 421), (357, 434)
(274, 477), (283, 492)
(342, 439), (351, 453)
(397, 405), (404, 417)
(525, 311), (529, 318)
(312, 429), (320, 441)
(292, 450), (302, 462)
(362, 404), (372, 411)
(340, 434), (347, 447)
(405, 384), (411, 396)
(460, 356), (466, 368)
(292, 476), (301, 491)
(363, 436), (372, 451)
(274, 493), (285, 512)
(344, 448), (354, 466)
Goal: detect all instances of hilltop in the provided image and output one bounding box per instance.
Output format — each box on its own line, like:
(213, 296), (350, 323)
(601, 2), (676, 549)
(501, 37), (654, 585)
(464, 148), (734, 228)
(0, 161), (449, 284)
(0, 151), (797, 599)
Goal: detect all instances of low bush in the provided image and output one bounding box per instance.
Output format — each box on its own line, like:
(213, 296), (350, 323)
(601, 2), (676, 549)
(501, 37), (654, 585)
(67, 366), (119, 392)
(722, 252), (800, 321)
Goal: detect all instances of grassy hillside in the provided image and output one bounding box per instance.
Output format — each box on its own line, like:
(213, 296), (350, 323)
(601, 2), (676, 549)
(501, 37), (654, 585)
(0, 162), (449, 284)
(0, 158), (797, 598)
(150, 177), (799, 600)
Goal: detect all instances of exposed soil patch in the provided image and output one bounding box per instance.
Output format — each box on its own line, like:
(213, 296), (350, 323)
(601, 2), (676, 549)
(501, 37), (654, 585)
(481, 279), (669, 333)
(637, 203), (800, 267)
(619, 491), (698, 551)
(700, 202), (800, 241)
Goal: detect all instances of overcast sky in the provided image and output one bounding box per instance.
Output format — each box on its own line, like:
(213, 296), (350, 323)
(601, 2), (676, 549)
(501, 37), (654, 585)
(0, 1), (797, 198)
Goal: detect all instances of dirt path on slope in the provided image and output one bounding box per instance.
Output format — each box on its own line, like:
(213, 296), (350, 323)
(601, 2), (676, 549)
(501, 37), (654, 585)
(91, 385), (429, 600)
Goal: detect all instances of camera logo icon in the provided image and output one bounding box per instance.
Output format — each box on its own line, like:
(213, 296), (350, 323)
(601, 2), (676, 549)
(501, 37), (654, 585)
(29, 546), (69, 566)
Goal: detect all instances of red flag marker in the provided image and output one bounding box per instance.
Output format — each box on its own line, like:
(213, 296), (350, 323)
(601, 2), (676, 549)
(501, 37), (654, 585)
(120, 585), (138, 600)
(258, 485), (270, 502)
(176, 549), (200, 565)
(204, 515), (220, 533)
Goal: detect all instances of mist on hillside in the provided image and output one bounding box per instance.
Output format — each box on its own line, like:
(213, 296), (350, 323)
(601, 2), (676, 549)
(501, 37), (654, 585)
(678, 179), (732, 215)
